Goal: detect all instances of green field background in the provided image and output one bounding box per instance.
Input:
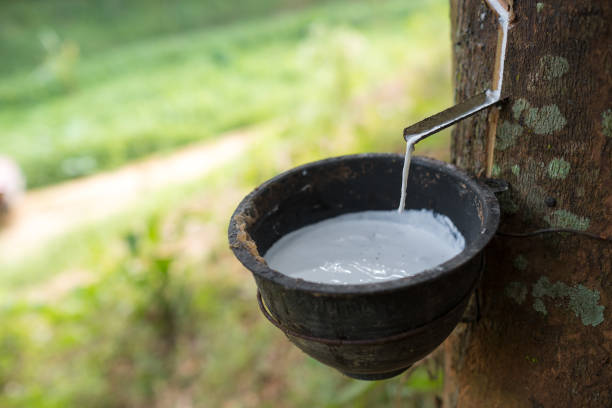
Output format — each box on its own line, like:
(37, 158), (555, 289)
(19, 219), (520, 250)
(0, 0), (453, 406)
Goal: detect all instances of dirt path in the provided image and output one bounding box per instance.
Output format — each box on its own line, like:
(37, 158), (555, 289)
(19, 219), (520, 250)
(0, 129), (258, 262)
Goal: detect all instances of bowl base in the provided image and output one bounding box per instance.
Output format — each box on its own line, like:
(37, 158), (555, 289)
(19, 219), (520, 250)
(341, 366), (411, 381)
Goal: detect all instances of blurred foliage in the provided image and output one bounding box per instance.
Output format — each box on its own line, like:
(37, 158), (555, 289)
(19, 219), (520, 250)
(0, 0), (448, 188)
(0, 0), (452, 406)
(0, 195), (444, 407)
(0, 0), (330, 77)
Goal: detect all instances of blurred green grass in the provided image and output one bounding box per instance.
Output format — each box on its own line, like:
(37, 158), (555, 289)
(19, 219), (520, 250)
(0, 0), (452, 406)
(1, 0), (448, 189)
(0, 0), (331, 77)
(0, 169), (445, 407)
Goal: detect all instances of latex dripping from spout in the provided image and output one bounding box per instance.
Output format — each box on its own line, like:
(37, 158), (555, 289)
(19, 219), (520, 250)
(398, 0), (513, 205)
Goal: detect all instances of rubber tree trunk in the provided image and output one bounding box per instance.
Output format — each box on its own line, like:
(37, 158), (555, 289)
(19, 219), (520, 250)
(444, 0), (611, 407)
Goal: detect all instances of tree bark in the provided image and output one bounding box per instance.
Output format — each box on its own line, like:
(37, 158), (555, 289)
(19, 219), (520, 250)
(444, 0), (611, 407)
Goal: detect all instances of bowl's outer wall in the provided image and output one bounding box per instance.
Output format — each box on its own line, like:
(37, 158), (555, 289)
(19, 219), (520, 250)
(233, 154), (494, 339)
(286, 289), (471, 376)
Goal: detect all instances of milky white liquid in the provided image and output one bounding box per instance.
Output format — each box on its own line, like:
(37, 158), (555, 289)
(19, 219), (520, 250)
(264, 210), (465, 285)
(398, 138), (416, 213)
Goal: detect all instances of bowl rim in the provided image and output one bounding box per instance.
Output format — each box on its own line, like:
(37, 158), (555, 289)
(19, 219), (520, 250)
(228, 153), (500, 296)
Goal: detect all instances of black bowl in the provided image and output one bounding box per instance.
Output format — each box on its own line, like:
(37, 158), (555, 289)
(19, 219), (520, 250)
(228, 154), (499, 380)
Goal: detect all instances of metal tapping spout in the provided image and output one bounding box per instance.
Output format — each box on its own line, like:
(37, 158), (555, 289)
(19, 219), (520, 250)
(402, 0), (513, 158)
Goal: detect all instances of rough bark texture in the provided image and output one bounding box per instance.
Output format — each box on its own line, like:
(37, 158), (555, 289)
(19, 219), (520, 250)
(444, 0), (611, 407)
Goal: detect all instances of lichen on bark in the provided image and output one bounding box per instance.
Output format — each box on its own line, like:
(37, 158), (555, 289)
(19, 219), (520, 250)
(524, 104), (567, 135)
(532, 277), (605, 327)
(547, 158), (570, 179)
